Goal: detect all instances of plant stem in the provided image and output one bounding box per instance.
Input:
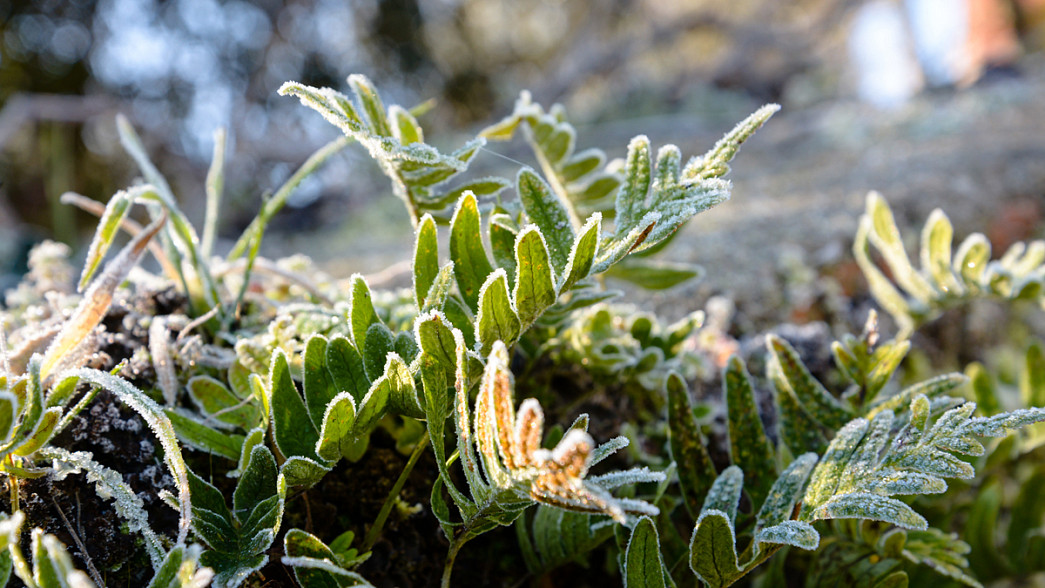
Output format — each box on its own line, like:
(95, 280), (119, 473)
(441, 533), (469, 588)
(362, 431), (430, 551)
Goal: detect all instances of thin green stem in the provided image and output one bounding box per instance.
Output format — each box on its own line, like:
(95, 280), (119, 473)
(441, 533), (470, 588)
(362, 431), (430, 551)
(228, 136), (351, 260)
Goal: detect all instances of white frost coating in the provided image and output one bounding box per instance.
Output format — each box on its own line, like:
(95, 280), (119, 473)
(43, 447), (165, 568)
(62, 368), (192, 546)
(281, 556), (375, 586)
(756, 520), (820, 551)
(588, 467), (666, 491)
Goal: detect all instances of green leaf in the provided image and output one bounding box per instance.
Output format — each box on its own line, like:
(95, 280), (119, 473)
(666, 372), (716, 519)
(78, 189), (133, 291)
(316, 392), (358, 462)
(10, 407), (60, 457)
(233, 445), (278, 519)
(767, 335), (852, 430)
(605, 258), (702, 290)
(362, 323), (395, 382)
(625, 516), (667, 588)
(775, 383), (829, 456)
(422, 262), (456, 312)
(166, 409), (244, 461)
(689, 510), (743, 588)
(755, 453), (818, 530)
(187, 376), (259, 430)
(724, 356), (777, 510)
(450, 192), (495, 312)
(269, 350), (324, 463)
(382, 353), (424, 419)
(283, 528), (373, 588)
(615, 135), (652, 232)
(512, 227), (557, 328)
(414, 214), (439, 311)
(416, 311), (459, 383)
(390, 104), (423, 144)
(490, 212), (519, 283)
(517, 168), (575, 275)
(920, 209), (962, 295)
(349, 275), (380, 351)
(476, 269), (522, 355)
(281, 456), (332, 488)
(326, 336), (371, 406)
(561, 213), (601, 292)
(754, 521), (819, 551)
(809, 493), (927, 530)
(682, 103), (779, 181)
(303, 336), (336, 428)
(701, 466), (744, 525)
(348, 74), (392, 136)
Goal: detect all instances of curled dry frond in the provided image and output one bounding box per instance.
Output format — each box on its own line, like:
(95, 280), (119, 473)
(470, 341), (662, 523)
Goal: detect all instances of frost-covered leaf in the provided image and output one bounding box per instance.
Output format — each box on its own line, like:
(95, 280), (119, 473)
(605, 258), (702, 290)
(450, 192), (495, 312)
(475, 270), (521, 355)
(755, 521), (819, 551)
(413, 214), (439, 311)
(624, 516), (666, 588)
(561, 213), (601, 292)
(512, 227), (557, 328)
(517, 168), (575, 275)
(724, 356), (777, 510)
(268, 350), (326, 467)
(689, 510), (743, 588)
(667, 372), (716, 519)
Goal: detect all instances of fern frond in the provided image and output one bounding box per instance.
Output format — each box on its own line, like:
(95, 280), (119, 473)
(855, 192), (1045, 336)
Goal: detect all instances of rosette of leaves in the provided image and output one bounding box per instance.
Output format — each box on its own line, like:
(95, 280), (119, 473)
(181, 445), (286, 587)
(539, 303), (705, 395)
(262, 274), (427, 488)
(854, 191), (1045, 336)
(279, 75), (511, 224)
(481, 91), (779, 289)
(423, 333), (664, 586)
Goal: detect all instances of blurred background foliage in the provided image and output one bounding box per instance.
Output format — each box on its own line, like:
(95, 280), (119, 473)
(1, 0), (1044, 302)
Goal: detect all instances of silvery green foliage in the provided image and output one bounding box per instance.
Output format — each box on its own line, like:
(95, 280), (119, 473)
(541, 304), (705, 393)
(481, 93), (779, 290)
(767, 316), (969, 456)
(804, 521), (979, 588)
(798, 394), (1045, 531)
(280, 75), (509, 223)
(183, 444), (286, 588)
(855, 191), (1045, 335)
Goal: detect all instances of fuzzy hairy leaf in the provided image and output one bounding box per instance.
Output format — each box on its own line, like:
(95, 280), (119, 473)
(476, 270), (521, 355)
(724, 356), (777, 510)
(451, 192), (495, 312)
(513, 227), (557, 327)
(625, 516), (666, 588)
(689, 510), (743, 588)
(667, 372), (716, 519)
(517, 168), (575, 275)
